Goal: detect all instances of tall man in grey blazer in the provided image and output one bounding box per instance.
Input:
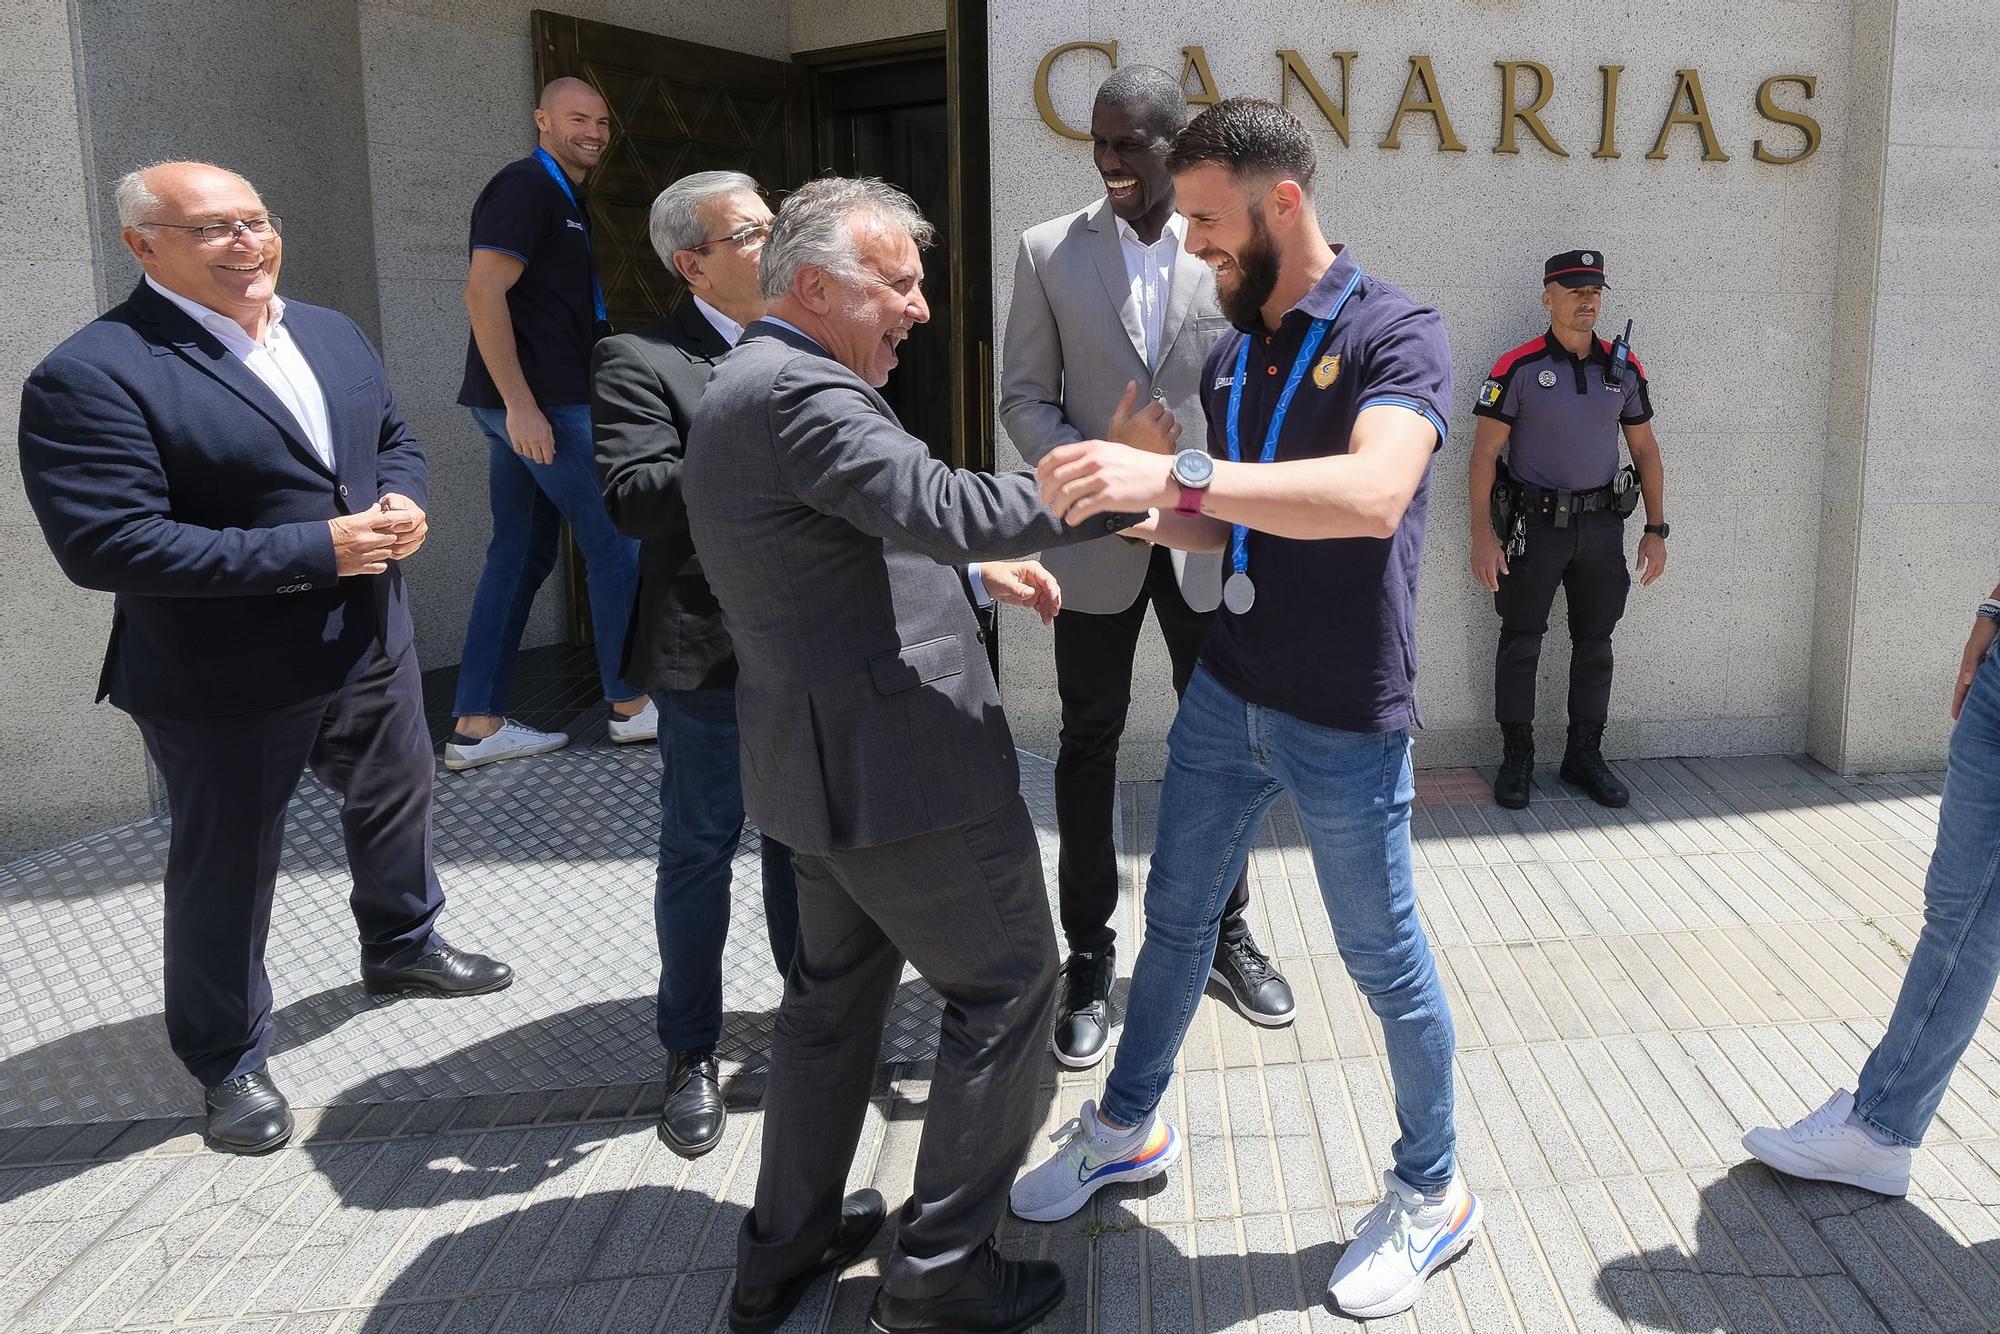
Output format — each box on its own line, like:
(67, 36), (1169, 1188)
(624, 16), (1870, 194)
(1001, 67), (1295, 1068)
(685, 177), (1146, 1334)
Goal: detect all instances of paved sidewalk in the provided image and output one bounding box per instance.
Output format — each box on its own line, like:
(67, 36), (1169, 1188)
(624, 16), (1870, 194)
(3, 734), (1993, 1333)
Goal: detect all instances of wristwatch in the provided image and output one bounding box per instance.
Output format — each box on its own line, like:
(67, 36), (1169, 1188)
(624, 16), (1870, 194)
(1643, 522), (1671, 540)
(1172, 448), (1214, 517)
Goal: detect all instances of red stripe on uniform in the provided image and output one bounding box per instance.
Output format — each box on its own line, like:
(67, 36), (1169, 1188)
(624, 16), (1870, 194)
(1545, 265), (1606, 280)
(1487, 336), (1549, 379)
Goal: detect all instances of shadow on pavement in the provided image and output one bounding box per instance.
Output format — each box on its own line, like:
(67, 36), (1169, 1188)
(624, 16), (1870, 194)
(1596, 1161), (2000, 1331)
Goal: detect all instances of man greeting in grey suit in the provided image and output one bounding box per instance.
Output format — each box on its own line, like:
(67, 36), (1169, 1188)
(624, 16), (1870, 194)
(685, 178), (1145, 1334)
(1002, 67), (1294, 1068)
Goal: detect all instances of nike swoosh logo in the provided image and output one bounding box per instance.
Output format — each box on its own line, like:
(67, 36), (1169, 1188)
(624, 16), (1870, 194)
(1409, 1197), (1473, 1270)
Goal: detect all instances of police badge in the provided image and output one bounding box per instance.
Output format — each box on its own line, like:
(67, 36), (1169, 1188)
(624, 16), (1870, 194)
(1537, 369), (1559, 388)
(1313, 353), (1341, 389)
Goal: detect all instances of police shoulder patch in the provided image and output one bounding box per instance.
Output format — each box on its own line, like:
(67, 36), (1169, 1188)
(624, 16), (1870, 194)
(1478, 379), (1502, 407)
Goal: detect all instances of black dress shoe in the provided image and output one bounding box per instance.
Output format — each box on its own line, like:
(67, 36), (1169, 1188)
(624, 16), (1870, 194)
(728, 1188), (886, 1333)
(868, 1239), (1065, 1333)
(203, 1070), (293, 1154)
(1558, 719), (1630, 808)
(362, 944), (514, 998)
(659, 1048), (725, 1158)
(1050, 946), (1115, 1069)
(1209, 932), (1296, 1026)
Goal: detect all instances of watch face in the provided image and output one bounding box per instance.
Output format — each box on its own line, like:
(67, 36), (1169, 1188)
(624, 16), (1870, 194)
(1173, 449), (1214, 487)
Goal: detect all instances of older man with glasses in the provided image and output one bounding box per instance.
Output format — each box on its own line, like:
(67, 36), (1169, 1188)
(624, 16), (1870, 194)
(590, 171), (796, 1159)
(17, 160), (512, 1155)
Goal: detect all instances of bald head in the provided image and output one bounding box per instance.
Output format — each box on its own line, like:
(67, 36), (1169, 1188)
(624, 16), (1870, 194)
(533, 77), (610, 179)
(116, 161), (262, 229)
(538, 76), (602, 113)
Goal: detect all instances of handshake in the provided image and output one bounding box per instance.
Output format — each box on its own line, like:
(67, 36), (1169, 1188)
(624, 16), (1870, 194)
(1036, 380), (1186, 527)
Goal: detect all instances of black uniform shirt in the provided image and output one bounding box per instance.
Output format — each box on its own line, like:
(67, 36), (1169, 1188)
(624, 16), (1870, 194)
(1473, 330), (1652, 491)
(457, 154), (603, 410)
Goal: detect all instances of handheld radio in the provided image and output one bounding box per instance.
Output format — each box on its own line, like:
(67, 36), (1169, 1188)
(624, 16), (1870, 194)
(1605, 319), (1634, 390)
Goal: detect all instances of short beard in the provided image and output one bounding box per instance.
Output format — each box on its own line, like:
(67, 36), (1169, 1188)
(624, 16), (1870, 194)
(1218, 204), (1281, 330)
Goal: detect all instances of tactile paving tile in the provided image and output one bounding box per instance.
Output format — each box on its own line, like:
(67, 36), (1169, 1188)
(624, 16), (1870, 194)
(0, 733), (1082, 1128)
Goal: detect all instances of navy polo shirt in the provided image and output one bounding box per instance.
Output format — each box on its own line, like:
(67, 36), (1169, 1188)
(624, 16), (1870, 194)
(1473, 330), (1652, 491)
(457, 154), (603, 410)
(1197, 248), (1452, 734)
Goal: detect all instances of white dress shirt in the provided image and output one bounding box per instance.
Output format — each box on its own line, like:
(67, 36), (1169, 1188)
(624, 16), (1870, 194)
(692, 295), (746, 348)
(1115, 211), (1185, 371)
(146, 277), (335, 471)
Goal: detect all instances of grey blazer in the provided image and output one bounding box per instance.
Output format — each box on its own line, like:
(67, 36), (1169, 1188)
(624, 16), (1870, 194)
(683, 321), (1138, 856)
(999, 198), (1232, 615)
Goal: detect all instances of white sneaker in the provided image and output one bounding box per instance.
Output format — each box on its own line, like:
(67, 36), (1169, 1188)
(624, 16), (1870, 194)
(1328, 1168), (1482, 1319)
(606, 698), (658, 745)
(1742, 1089), (1911, 1196)
(1009, 1099), (1181, 1223)
(442, 720), (570, 771)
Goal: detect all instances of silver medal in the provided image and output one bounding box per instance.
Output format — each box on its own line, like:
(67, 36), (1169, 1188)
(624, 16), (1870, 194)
(1223, 571), (1256, 614)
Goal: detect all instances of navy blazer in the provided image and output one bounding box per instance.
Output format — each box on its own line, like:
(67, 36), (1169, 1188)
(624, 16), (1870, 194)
(17, 280), (427, 718)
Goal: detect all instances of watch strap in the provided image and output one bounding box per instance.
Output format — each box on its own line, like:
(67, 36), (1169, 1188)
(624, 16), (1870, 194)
(1176, 485), (1206, 518)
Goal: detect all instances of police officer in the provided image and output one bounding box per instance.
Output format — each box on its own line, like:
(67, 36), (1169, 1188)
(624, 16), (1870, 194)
(1469, 250), (1668, 809)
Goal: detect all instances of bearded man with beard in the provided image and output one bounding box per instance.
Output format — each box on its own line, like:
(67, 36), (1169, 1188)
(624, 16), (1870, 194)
(1011, 99), (1479, 1322)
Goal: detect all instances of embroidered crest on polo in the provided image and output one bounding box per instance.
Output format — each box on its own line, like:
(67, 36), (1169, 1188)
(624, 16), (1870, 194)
(1538, 369), (1558, 388)
(1313, 354), (1341, 389)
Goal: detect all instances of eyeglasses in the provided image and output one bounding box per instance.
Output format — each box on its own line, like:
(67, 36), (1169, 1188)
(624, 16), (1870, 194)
(141, 216), (283, 245)
(684, 221), (771, 255)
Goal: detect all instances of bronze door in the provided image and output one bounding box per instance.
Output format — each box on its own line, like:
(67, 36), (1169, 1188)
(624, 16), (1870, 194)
(533, 10), (811, 330)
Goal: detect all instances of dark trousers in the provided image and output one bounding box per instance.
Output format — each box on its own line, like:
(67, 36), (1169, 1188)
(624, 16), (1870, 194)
(651, 687), (799, 1054)
(1053, 545), (1250, 953)
(736, 798), (1058, 1298)
(133, 644), (445, 1088)
(1492, 511), (1632, 726)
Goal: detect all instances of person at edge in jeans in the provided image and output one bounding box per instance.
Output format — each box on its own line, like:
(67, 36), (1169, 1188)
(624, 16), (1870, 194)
(1012, 99), (1479, 1322)
(446, 76), (651, 770)
(592, 170), (1060, 1160)
(1000, 65), (1295, 1070)
(1744, 585), (2000, 1197)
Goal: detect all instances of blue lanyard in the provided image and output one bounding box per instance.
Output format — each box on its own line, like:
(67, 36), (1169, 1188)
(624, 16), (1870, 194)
(1221, 266), (1362, 578)
(533, 147), (608, 323)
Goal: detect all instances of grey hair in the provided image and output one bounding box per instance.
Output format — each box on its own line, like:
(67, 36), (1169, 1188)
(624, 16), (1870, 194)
(115, 162), (260, 228)
(648, 169), (759, 266)
(758, 176), (934, 301)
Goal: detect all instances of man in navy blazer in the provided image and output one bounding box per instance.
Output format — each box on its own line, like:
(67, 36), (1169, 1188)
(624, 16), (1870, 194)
(17, 161), (513, 1154)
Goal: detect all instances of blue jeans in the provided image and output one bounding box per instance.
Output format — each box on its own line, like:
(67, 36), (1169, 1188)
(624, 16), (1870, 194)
(1855, 640), (2000, 1146)
(453, 404), (641, 716)
(654, 687), (800, 1053)
(1100, 665), (1457, 1192)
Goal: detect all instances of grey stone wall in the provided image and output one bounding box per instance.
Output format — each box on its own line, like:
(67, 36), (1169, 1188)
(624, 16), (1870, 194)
(1819, 0), (2000, 771)
(988, 2), (1886, 775)
(1, 0), (150, 856)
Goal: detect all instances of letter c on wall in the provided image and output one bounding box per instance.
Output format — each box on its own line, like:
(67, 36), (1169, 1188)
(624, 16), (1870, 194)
(1034, 41), (1119, 141)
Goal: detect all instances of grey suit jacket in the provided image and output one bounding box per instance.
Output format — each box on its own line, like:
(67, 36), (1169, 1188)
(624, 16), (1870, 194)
(999, 198), (1232, 615)
(683, 320), (1137, 856)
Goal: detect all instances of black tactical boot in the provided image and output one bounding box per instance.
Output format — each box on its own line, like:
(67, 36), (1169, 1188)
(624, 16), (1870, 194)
(1559, 719), (1629, 808)
(1493, 722), (1536, 809)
